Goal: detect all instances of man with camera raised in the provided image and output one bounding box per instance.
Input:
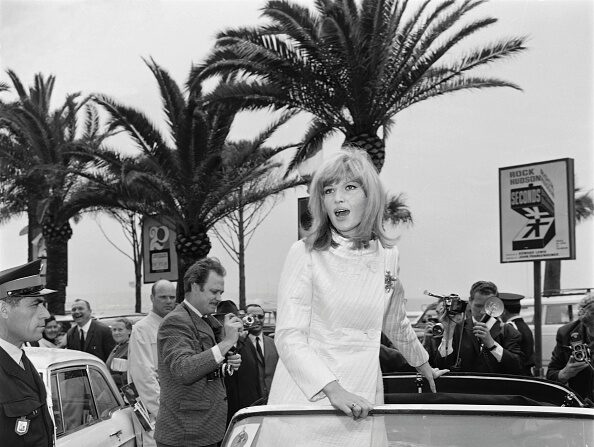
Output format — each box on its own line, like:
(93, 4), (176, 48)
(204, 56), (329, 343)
(224, 303), (279, 425)
(546, 293), (594, 402)
(424, 281), (523, 375)
(155, 258), (243, 447)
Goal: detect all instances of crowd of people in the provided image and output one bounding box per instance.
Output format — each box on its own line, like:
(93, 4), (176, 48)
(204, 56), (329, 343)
(0, 148), (592, 447)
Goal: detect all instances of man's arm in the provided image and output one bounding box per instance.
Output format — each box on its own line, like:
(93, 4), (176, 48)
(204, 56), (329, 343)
(158, 315), (221, 385)
(497, 325), (523, 374)
(128, 325), (160, 416)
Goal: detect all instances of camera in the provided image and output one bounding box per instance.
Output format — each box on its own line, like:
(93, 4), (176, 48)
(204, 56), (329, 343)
(569, 332), (592, 363)
(241, 313), (257, 330)
(207, 346), (238, 381)
(442, 294), (467, 315)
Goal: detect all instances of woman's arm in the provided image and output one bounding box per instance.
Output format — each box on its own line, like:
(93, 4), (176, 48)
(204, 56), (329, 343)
(274, 241), (336, 401)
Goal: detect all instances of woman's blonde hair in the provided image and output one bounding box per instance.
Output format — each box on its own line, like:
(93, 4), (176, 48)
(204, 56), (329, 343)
(305, 147), (395, 250)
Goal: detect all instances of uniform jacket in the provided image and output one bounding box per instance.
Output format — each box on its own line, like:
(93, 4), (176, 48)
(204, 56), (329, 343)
(425, 311), (523, 374)
(66, 319), (115, 363)
(546, 320), (593, 401)
(0, 347), (54, 447)
(155, 303), (227, 446)
(508, 317), (535, 376)
(225, 333), (278, 423)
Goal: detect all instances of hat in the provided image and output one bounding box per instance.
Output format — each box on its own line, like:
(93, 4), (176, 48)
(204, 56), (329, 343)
(498, 292), (525, 307)
(0, 259), (56, 299)
(578, 293), (594, 317)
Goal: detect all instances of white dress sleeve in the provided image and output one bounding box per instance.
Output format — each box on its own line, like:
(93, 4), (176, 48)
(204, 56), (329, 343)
(382, 246), (429, 367)
(274, 241), (337, 401)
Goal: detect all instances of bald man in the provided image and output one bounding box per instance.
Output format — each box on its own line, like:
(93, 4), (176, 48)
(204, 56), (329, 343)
(128, 279), (176, 446)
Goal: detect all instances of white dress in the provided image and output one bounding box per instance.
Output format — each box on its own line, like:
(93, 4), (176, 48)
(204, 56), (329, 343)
(261, 236), (428, 446)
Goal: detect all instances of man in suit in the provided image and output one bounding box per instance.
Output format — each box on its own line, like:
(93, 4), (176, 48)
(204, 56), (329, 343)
(546, 293), (594, 402)
(66, 299), (115, 362)
(424, 280), (523, 374)
(500, 292), (535, 376)
(155, 257), (243, 447)
(226, 304), (279, 424)
(0, 259), (55, 447)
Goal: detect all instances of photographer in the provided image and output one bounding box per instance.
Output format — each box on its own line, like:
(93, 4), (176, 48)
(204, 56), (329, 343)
(225, 303), (279, 425)
(424, 281), (523, 374)
(546, 293), (594, 402)
(155, 258), (242, 447)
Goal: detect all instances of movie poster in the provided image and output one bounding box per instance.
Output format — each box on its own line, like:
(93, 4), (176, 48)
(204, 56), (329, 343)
(499, 158), (575, 263)
(142, 215), (178, 282)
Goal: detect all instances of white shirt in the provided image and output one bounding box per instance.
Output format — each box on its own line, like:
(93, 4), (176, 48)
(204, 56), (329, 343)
(0, 337), (23, 368)
(249, 333), (264, 357)
(183, 299), (224, 363)
(78, 318), (92, 338)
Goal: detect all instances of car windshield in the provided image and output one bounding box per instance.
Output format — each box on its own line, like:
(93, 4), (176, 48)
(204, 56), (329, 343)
(223, 409), (593, 447)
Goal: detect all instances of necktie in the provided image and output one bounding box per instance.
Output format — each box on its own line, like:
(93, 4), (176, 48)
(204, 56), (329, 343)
(255, 336), (265, 366)
(79, 329), (85, 350)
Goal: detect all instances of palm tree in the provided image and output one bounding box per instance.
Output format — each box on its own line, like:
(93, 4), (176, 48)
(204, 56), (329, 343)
(0, 71), (113, 314)
(213, 116), (306, 308)
(90, 58), (304, 299)
(194, 0), (527, 172)
(543, 189), (594, 294)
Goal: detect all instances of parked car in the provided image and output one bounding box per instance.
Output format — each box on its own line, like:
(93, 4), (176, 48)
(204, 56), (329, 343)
(25, 347), (137, 447)
(222, 372), (593, 446)
(262, 309), (276, 337)
(521, 288), (592, 367)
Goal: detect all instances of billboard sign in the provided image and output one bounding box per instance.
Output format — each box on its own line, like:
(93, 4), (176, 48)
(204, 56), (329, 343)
(499, 158), (575, 263)
(142, 215), (178, 283)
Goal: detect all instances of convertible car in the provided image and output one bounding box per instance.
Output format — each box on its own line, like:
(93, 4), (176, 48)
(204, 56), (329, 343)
(222, 373), (594, 447)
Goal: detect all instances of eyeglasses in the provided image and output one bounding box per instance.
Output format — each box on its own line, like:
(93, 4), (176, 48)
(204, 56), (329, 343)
(253, 314), (265, 320)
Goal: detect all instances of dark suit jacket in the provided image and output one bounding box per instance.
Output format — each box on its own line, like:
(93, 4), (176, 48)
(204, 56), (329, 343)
(0, 346), (54, 447)
(155, 303), (227, 446)
(546, 320), (593, 401)
(66, 319), (116, 363)
(225, 333), (278, 424)
(508, 318), (535, 376)
(425, 313), (523, 374)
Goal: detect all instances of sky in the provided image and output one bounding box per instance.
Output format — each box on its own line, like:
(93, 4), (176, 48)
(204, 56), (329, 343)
(0, 0), (592, 314)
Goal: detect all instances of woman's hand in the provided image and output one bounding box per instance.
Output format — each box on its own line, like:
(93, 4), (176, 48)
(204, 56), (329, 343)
(322, 381), (373, 420)
(416, 362), (449, 392)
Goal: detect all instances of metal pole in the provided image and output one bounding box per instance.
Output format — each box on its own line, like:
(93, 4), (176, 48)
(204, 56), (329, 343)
(533, 260), (543, 377)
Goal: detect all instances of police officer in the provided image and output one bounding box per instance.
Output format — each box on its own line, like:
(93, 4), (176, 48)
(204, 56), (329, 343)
(0, 259), (55, 446)
(500, 292), (535, 376)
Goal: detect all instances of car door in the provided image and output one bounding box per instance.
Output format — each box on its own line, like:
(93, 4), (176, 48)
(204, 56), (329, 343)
(51, 366), (136, 447)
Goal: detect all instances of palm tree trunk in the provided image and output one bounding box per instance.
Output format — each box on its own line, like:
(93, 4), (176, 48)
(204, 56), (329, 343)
(45, 237), (68, 315)
(26, 203), (42, 262)
(543, 259), (561, 295)
(174, 230), (212, 303)
(345, 132), (386, 172)
(42, 220), (72, 315)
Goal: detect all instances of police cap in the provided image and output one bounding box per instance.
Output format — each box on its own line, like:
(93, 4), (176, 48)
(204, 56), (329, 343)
(0, 259), (56, 300)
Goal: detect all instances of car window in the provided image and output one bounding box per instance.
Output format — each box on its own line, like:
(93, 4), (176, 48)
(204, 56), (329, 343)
(54, 368), (98, 435)
(88, 366), (121, 419)
(50, 373), (64, 436)
(545, 304), (573, 325)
